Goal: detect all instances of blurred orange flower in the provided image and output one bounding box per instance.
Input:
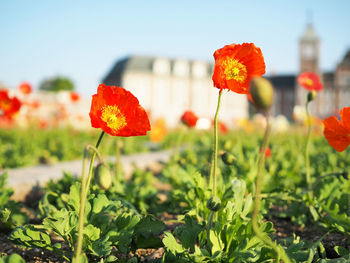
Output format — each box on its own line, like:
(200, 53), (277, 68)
(18, 82), (32, 94)
(150, 119), (167, 142)
(181, 110), (198, 128)
(323, 107), (350, 152)
(297, 72), (323, 91)
(70, 92), (80, 102)
(89, 84), (151, 137)
(0, 90), (22, 118)
(212, 43), (265, 94)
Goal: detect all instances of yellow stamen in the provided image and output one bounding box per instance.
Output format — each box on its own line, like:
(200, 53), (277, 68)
(101, 105), (127, 131)
(305, 78), (313, 86)
(222, 58), (247, 83)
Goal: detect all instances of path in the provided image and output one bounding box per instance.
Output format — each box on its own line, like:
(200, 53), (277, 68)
(5, 150), (171, 200)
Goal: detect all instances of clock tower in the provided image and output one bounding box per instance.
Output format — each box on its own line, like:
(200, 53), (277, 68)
(299, 24), (320, 73)
(297, 23), (321, 107)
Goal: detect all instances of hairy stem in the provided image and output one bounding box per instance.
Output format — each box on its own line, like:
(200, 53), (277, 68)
(212, 90), (223, 197)
(251, 114), (291, 263)
(75, 131), (105, 261)
(305, 100), (312, 191)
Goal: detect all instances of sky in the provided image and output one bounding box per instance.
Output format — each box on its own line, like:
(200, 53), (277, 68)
(1, 0), (349, 96)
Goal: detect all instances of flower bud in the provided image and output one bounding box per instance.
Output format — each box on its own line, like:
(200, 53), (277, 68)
(307, 91), (317, 102)
(249, 77), (274, 110)
(207, 196), (222, 212)
(221, 152), (236, 166)
(94, 163), (112, 190)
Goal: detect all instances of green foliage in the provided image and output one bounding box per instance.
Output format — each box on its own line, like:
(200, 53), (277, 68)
(11, 181), (141, 260)
(39, 76), (74, 92)
(0, 173), (28, 229)
(0, 129), (150, 169)
(0, 254), (26, 263)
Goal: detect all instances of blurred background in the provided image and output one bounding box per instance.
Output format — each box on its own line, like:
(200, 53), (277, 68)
(0, 0), (350, 129)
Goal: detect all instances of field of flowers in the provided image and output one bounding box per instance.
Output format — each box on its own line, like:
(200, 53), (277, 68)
(0, 43), (349, 263)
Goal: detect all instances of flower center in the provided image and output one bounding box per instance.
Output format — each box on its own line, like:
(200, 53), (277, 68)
(0, 100), (12, 111)
(305, 78), (313, 87)
(222, 58), (247, 83)
(101, 105), (127, 131)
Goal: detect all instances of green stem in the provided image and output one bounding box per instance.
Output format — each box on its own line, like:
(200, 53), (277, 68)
(251, 115), (291, 263)
(86, 132), (105, 193)
(74, 131), (105, 262)
(212, 90), (223, 197)
(305, 100), (312, 190)
(206, 211), (215, 250)
(74, 147), (89, 262)
(115, 139), (122, 180)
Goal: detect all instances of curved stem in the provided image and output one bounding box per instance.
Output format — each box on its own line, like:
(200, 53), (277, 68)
(74, 131), (105, 262)
(74, 147), (89, 262)
(212, 90), (223, 197)
(85, 132), (105, 193)
(305, 100), (312, 190)
(251, 114), (291, 263)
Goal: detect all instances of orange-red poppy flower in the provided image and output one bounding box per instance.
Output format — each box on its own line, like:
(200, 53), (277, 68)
(89, 84), (151, 137)
(212, 43), (265, 94)
(323, 107), (350, 152)
(297, 72), (323, 91)
(18, 82), (32, 94)
(70, 92), (80, 102)
(0, 90), (22, 117)
(181, 110), (198, 128)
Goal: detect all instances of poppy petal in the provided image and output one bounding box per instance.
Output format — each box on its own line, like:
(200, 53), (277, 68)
(323, 116), (350, 152)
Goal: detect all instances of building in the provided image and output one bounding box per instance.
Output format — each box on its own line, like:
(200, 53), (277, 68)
(103, 24), (350, 125)
(271, 23), (350, 119)
(103, 56), (248, 127)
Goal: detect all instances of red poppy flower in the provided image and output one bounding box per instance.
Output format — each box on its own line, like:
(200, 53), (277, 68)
(18, 82), (32, 94)
(181, 111), (198, 128)
(297, 72), (323, 91)
(0, 90), (22, 117)
(212, 43), (266, 94)
(323, 107), (350, 152)
(70, 92), (80, 102)
(89, 84), (151, 137)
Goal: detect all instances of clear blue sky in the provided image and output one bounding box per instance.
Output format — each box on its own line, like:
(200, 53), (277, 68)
(1, 0), (349, 96)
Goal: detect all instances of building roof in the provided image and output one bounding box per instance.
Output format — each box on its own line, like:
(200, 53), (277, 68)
(103, 55), (214, 82)
(339, 49), (350, 66)
(300, 24), (319, 42)
(267, 75), (296, 89)
(323, 72), (335, 83)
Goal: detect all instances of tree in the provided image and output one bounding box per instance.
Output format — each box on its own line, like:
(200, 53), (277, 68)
(39, 76), (74, 92)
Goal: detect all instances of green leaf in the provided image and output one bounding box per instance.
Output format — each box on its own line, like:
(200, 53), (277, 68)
(209, 230), (223, 255)
(0, 253), (26, 263)
(163, 232), (185, 254)
(84, 224), (100, 241)
(134, 215), (165, 238)
(88, 236), (112, 257)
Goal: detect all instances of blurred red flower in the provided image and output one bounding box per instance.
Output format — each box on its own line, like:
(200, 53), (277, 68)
(259, 147), (271, 158)
(0, 90), (22, 118)
(70, 92), (80, 102)
(212, 43), (265, 94)
(212, 120), (228, 133)
(89, 84), (150, 137)
(297, 72), (323, 91)
(18, 82), (32, 94)
(181, 110), (198, 128)
(323, 107), (350, 152)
